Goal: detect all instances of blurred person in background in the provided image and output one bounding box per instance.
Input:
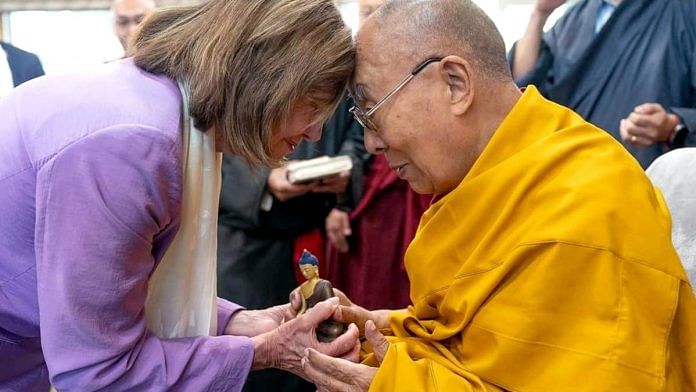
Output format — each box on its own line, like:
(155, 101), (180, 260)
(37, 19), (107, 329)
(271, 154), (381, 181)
(509, 0), (696, 168)
(112, 0), (156, 52)
(217, 96), (368, 392)
(324, 0), (431, 311)
(0, 0), (360, 390)
(0, 42), (44, 98)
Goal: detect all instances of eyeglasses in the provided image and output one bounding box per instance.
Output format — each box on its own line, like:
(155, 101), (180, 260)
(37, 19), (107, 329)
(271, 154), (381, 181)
(349, 56), (444, 132)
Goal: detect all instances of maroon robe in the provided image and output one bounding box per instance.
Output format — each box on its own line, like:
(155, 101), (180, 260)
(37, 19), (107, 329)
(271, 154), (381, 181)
(326, 155), (431, 310)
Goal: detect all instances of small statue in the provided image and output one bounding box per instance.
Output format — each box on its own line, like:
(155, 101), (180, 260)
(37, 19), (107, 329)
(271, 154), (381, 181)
(296, 250), (347, 342)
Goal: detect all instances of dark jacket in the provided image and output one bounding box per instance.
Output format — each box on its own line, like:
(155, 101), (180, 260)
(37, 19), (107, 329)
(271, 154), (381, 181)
(1, 42), (44, 87)
(509, 0), (696, 167)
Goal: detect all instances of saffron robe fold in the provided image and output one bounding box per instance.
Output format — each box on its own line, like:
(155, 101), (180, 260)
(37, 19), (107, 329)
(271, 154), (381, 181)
(369, 87), (696, 391)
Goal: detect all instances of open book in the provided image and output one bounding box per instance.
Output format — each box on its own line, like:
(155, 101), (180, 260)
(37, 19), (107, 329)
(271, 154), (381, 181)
(286, 156), (353, 184)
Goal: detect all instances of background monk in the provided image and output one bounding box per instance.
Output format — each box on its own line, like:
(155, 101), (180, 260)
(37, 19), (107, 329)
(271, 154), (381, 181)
(300, 0), (696, 390)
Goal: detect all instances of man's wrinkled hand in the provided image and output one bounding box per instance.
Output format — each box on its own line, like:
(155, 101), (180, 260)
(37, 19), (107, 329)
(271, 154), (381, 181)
(332, 288), (394, 335)
(301, 319), (389, 392)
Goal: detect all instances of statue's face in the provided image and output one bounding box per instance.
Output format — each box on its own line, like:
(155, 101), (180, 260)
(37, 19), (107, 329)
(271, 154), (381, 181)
(300, 264), (318, 280)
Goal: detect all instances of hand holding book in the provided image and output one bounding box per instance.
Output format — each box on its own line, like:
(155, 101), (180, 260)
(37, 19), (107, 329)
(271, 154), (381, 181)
(285, 156), (353, 185)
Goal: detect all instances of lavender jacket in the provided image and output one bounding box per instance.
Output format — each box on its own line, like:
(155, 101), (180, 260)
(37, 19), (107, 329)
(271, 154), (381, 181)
(0, 59), (254, 391)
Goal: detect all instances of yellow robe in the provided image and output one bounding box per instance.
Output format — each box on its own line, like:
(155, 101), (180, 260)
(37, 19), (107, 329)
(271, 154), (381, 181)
(368, 87), (696, 391)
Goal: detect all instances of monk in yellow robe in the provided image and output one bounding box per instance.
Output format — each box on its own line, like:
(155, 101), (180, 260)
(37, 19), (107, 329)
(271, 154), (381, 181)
(299, 0), (696, 390)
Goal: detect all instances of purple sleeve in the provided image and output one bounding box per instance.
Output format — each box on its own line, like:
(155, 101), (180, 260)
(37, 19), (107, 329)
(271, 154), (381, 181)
(34, 126), (253, 391)
(217, 298), (244, 336)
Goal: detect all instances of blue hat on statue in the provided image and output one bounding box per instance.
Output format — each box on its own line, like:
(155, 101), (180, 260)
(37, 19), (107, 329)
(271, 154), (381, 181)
(298, 249), (319, 266)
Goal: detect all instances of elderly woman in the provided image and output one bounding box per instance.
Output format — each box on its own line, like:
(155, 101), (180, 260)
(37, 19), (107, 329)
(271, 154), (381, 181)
(0, 0), (360, 390)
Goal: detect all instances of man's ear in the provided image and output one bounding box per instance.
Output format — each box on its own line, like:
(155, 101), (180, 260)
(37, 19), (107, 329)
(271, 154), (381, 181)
(439, 55), (474, 116)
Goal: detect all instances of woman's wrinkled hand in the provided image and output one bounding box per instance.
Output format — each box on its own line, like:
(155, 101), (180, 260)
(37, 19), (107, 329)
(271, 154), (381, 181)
(301, 320), (389, 392)
(224, 290), (303, 337)
(250, 297), (361, 379)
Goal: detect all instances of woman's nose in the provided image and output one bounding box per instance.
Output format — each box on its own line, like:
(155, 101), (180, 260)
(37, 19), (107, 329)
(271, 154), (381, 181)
(304, 124), (323, 143)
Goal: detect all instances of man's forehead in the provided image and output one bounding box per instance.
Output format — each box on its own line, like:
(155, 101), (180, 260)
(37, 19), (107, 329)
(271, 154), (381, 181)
(353, 23), (389, 94)
(352, 55), (384, 102)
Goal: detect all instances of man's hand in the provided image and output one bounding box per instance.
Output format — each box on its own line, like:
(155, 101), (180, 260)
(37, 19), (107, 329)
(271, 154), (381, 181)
(300, 320), (389, 392)
(332, 288), (394, 335)
(285, 287), (395, 335)
(620, 103), (681, 148)
(534, 0), (567, 16)
(311, 171), (351, 194)
(268, 166), (313, 202)
(326, 209), (352, 253)
(250, 298), (361, 377)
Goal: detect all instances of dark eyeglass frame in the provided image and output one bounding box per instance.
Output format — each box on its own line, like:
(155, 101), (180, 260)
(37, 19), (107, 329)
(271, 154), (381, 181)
(349, 56), (444, 132)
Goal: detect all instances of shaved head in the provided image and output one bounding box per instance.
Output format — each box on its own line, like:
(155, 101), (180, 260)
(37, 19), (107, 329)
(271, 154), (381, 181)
(358, 0), (385, 25)
(351, 0), (521, 195)
(363, 0), (511, 81)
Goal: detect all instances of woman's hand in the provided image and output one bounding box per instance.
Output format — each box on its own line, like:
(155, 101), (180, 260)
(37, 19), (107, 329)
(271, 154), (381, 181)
(224, 290), (303, 337)
(301, 320), (389, 392)
(250, 297), (361, 379)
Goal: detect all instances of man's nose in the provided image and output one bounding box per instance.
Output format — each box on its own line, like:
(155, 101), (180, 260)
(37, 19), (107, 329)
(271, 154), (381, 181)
(364, 129), (386, 154)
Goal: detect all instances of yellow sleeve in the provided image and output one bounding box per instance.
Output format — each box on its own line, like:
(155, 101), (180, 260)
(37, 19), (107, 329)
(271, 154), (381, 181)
(369, 341), (503, 392)
(376, 242), (693, 391)
(665, 281), (696, 390)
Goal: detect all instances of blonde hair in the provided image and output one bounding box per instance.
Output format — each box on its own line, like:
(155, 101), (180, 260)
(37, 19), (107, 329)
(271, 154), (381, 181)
(130, 0), (354, 166)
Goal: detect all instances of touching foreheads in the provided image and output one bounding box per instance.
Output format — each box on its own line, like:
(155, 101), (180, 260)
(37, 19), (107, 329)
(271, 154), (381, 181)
(365, 0), (511, 82)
